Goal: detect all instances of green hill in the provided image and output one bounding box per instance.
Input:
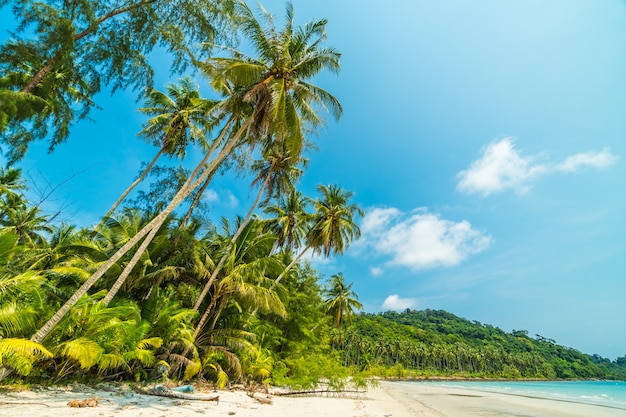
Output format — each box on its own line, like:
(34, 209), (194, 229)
(336, 309), (626, 380)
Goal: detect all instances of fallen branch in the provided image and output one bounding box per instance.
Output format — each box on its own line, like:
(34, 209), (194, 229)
(0, 401), (51, 406)
(132, 385), (219, 402)
(247, 391), (273, 404)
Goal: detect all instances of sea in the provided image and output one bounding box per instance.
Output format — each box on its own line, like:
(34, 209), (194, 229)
(413, 380), (626, 410)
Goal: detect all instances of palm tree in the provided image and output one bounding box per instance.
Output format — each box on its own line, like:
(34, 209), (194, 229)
(0, 204), (53, 247)
(96, 0), (343, 312)
(323, 273), (363, 328)
(200, 0), (342, 157)
(0, 231), (52, 378)
(271, 184), (363, 286)
(11, 1), (342, 370)
(191, 217), (284, 343)
(0, 167), (26, 203)
(191, 142), (302, 316)
(308, 184), (363, 257)
(263, 189), (311, 253)
(99, 77), (214, 224)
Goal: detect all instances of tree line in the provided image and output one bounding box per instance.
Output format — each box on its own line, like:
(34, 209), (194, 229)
(334, 310), (626, 380)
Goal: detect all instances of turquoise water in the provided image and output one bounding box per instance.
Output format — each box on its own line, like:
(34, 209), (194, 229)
(415, 380), (626, 410)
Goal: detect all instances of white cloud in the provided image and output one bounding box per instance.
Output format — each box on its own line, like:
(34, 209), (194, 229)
(456, 137), (544, 196)
(456, 138), (618, 196)
(382, 294), (416, 311)
(203, 189), (220, 203)
(226, 191), (239, 208)
(369, 266), (384, 277)
(359, 208), (491, 271)
(360, 207), (401, 234)
(555, 148), (618, 172)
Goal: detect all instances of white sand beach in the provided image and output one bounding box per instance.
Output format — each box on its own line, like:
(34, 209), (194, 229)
(1, 380), (625, 417)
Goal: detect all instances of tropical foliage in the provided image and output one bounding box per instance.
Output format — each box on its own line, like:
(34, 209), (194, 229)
(1, 0), (624, 388)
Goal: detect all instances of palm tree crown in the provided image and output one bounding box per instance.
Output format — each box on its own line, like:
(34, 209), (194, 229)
(308, 184), (363, 257)
(201, 0), (342, 158)
(323, 273), (363, 328)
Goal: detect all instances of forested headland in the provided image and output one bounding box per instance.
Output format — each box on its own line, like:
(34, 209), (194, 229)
(1, 0), (624, 389)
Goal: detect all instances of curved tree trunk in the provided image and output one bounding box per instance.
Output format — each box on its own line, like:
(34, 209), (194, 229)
(97, 146), (165, 229)
(272, 244), (312, 286)
(192, 174), (271, 312)
(192, 295), (219, 342)
(184, 174), (271, 356)
(248, 244), (312, 318)
(100, 118), (250, 307)
(178, 163), (219, 228)
(25, 117), (240, 347)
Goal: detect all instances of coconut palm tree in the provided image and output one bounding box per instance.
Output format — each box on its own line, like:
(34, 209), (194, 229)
(0, 231), (52, 378)
(323, 273), (363, 329)
(0, 167), (26, 204)
(200, 0), (342, 158)
(99, 78), (215, 224)
(191, 217), (284, 343)
(263, 189), (311, 254)
(191, 142), (302, 316)
(308, 184), (363, 257)
(270, 184), (363, 287)
(93, 0), (343, 312)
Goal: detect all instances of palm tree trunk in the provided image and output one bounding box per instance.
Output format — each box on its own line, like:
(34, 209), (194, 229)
(184, 175), (272, 356)
(100, 118), (250, 306)
(179, 163), (219, 228)
(97, 146), (165, 229)
(193, 295), (219, 341)
(208, 296), (229, 331)
(248, 244), (312, 318)
(24, 117), (240, 347)
(272, 243), (312, 286)
(192, 174), (271, 312)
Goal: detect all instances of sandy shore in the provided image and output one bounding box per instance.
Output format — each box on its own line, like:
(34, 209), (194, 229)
(1, 380), (625, 417)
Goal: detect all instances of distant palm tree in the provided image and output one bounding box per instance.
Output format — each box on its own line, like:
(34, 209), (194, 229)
(271, 184), (363, 286)
(323, 273), (363, 328)
(264, 189), (311, 253)
(308, 184), (363, 257)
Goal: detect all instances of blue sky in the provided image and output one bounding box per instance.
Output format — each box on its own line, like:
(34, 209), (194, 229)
(3, 0), (626, 359)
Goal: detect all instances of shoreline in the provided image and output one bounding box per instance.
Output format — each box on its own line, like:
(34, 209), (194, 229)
(1, 380), (626, 417)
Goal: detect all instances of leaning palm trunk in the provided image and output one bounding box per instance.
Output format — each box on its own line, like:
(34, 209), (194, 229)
(101, 117), (251, 306)
(248, 243), (312, 318)
(182, 174), (271, 357)
(179, 162), (219, 228)
(272, 243), (312, 286)
(192, 174), (271, 312)
(97, 147), (166, 229)
(21, 117), (240, 349)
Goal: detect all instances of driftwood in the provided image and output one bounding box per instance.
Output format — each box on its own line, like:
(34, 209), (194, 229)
(275, 389), (366, 397)
(246, 391), (273, 404)
(132, 385), (219, 402)
(0, 401), (51, 407)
